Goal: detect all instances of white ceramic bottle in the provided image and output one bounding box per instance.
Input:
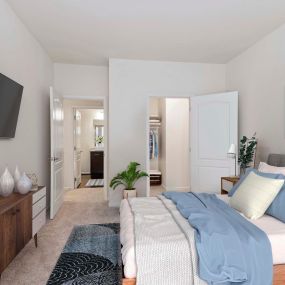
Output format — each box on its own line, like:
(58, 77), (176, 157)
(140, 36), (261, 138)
(17, 172), (32, 195)
(0, 167), (15, 197)
(14, 166), (21, 192)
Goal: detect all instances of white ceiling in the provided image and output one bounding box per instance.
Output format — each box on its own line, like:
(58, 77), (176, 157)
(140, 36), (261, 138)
(6, 0), (285, 65)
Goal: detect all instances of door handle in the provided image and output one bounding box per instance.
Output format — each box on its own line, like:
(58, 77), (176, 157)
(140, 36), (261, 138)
(50, 157), (60, 162)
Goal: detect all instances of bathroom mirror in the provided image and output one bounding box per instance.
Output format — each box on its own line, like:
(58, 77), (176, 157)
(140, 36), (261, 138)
(95, 125), (104, 147)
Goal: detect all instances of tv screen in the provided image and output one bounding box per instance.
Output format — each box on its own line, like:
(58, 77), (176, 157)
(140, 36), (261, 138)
(0, 73), (23, 138)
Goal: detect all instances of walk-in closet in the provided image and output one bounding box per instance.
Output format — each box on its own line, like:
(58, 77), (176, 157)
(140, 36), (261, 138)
(148, 97), (190, 196)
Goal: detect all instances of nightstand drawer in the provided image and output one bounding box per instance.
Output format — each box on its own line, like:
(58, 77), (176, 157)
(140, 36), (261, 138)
(222, 180), (234, 193)
(221, 177), (239, 195)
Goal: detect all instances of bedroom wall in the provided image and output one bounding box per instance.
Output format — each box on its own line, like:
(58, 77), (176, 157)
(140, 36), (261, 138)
(163, 98), (190, 191)
(109, 58), (226, 206)
(0, 0), (53, 205)
(54, 63), (108, 98)
(226, 23), (285, 162)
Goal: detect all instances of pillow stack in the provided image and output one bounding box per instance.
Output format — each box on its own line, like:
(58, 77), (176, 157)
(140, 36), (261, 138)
(229, 162), (285, 221)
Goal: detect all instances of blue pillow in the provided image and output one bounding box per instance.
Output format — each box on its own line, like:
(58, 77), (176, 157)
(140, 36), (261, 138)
(228, 168), (285, 223)
(228, 168), (280, 197)
(266, 173), (285, 223)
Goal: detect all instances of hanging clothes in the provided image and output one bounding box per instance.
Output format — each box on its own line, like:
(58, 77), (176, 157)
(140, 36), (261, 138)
(149, 130), (154, 159)
(153, 130), (159, 158)
(149, 129), (159, 159)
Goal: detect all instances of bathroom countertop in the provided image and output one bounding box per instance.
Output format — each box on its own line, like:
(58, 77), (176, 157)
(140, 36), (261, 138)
(90, 147), (104, 152)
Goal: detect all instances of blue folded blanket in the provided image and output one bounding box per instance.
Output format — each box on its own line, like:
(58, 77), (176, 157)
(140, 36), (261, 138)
(163, 192), (273, 285)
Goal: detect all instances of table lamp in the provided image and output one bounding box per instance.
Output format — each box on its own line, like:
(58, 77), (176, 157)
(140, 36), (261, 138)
(228, 143), (237, 177)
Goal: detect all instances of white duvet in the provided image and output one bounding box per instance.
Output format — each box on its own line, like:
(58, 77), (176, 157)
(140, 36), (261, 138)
(120, 194), (285, 279)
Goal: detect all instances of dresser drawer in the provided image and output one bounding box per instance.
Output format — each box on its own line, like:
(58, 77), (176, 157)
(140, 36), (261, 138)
(32, 187), (46, 204)
(32, 209), (46, 236)
(32, 196), (46, 218)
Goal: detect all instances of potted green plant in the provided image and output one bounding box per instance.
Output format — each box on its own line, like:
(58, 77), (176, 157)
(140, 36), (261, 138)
(96, 135), (104, 147)
(110, 162), (148, 198)
(238, 134), (257, 175)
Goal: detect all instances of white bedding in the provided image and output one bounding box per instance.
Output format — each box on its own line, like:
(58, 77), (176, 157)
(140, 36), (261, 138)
(120, 194), (285, 278)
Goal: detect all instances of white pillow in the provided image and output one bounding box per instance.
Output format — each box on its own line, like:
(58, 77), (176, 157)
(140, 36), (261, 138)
(258, 161), (285, 175)
(230, 172), (284, 219)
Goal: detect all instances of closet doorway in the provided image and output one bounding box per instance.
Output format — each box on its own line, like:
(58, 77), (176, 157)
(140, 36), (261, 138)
(148, 97), (190, 197)
(147, 92), (238, 197)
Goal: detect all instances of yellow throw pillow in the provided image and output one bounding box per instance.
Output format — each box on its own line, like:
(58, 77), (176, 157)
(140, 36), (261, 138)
(230, 172), (284, 219)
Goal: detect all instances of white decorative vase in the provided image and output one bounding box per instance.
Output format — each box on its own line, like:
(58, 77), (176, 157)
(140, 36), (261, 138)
(123, 189), (137, 199)
(0, 168), (15, 197)
(17, 172), (32, 195)
(14, 166), (21, 192)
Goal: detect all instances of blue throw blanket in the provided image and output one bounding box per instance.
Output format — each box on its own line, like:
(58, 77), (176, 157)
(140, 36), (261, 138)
(163, 192), (273, 285)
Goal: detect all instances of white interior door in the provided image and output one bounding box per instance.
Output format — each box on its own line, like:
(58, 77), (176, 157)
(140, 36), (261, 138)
(50, 87), (64, 219)
(190, 91), (238, 193)
(73, 109), (82, 188)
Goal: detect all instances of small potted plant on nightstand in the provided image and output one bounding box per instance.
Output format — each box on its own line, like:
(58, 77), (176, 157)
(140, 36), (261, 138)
(238, 134), (257, 175)
(110, 162), (148, 199)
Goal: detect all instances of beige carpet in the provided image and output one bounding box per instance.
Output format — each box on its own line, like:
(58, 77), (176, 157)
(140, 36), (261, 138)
(0, 188), (119, 285)
(150, 185), (165, 197)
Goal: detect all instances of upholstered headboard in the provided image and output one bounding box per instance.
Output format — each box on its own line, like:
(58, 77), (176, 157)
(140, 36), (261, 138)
(267, 154), (285, 167)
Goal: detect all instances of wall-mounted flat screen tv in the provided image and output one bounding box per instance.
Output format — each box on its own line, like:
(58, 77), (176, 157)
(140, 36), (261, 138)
(0, 73), (23, 138)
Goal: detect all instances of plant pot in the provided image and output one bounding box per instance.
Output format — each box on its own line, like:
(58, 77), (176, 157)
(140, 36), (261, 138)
(123, 189), (137, 199)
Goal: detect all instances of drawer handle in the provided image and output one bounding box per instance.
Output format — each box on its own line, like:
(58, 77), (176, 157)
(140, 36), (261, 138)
(12, 211), (16, 216)
(16, 209), (20, 213)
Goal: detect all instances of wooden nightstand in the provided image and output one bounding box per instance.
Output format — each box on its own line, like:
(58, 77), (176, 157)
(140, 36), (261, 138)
(221, 177), (239, 195)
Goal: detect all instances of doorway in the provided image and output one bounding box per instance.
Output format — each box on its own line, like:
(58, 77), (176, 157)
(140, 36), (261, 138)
(146, 92), (238, 197)
(73, 107), (105, 189)
(62, 98), (108, 200)
(148, 97), (190, 197)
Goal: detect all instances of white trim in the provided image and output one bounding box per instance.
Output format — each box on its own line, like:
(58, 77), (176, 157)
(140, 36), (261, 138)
(64, 96), (108, 201)
(63, 95), (106, 101)
(163, 186), (190, 192)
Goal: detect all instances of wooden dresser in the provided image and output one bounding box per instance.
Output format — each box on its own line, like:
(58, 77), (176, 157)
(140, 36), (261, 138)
(0, 192), (32, 276)
(0, 187), (46, 276)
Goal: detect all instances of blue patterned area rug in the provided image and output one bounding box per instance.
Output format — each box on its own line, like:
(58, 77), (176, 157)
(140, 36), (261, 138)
(47, 223), (122, 285)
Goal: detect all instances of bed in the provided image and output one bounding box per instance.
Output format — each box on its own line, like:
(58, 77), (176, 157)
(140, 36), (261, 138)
(120, 154), (285, 285)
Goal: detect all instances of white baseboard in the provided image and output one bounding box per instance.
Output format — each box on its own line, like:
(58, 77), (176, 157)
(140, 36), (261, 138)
(64, 187), (73, 192)
(163, 185), (190, 192)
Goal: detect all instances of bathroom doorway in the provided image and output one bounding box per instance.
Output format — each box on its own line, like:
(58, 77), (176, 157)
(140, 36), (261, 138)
(62, 98), (108, 200)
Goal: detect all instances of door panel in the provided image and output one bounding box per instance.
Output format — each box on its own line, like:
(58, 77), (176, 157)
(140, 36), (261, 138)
(190, 91), (238, 193)
(73, 110), (82, 188)
(74, 151), (82, 188)
(50, 87), (64, 219)
(16, 196), (32, 252)
(0, 207), (17, 272)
